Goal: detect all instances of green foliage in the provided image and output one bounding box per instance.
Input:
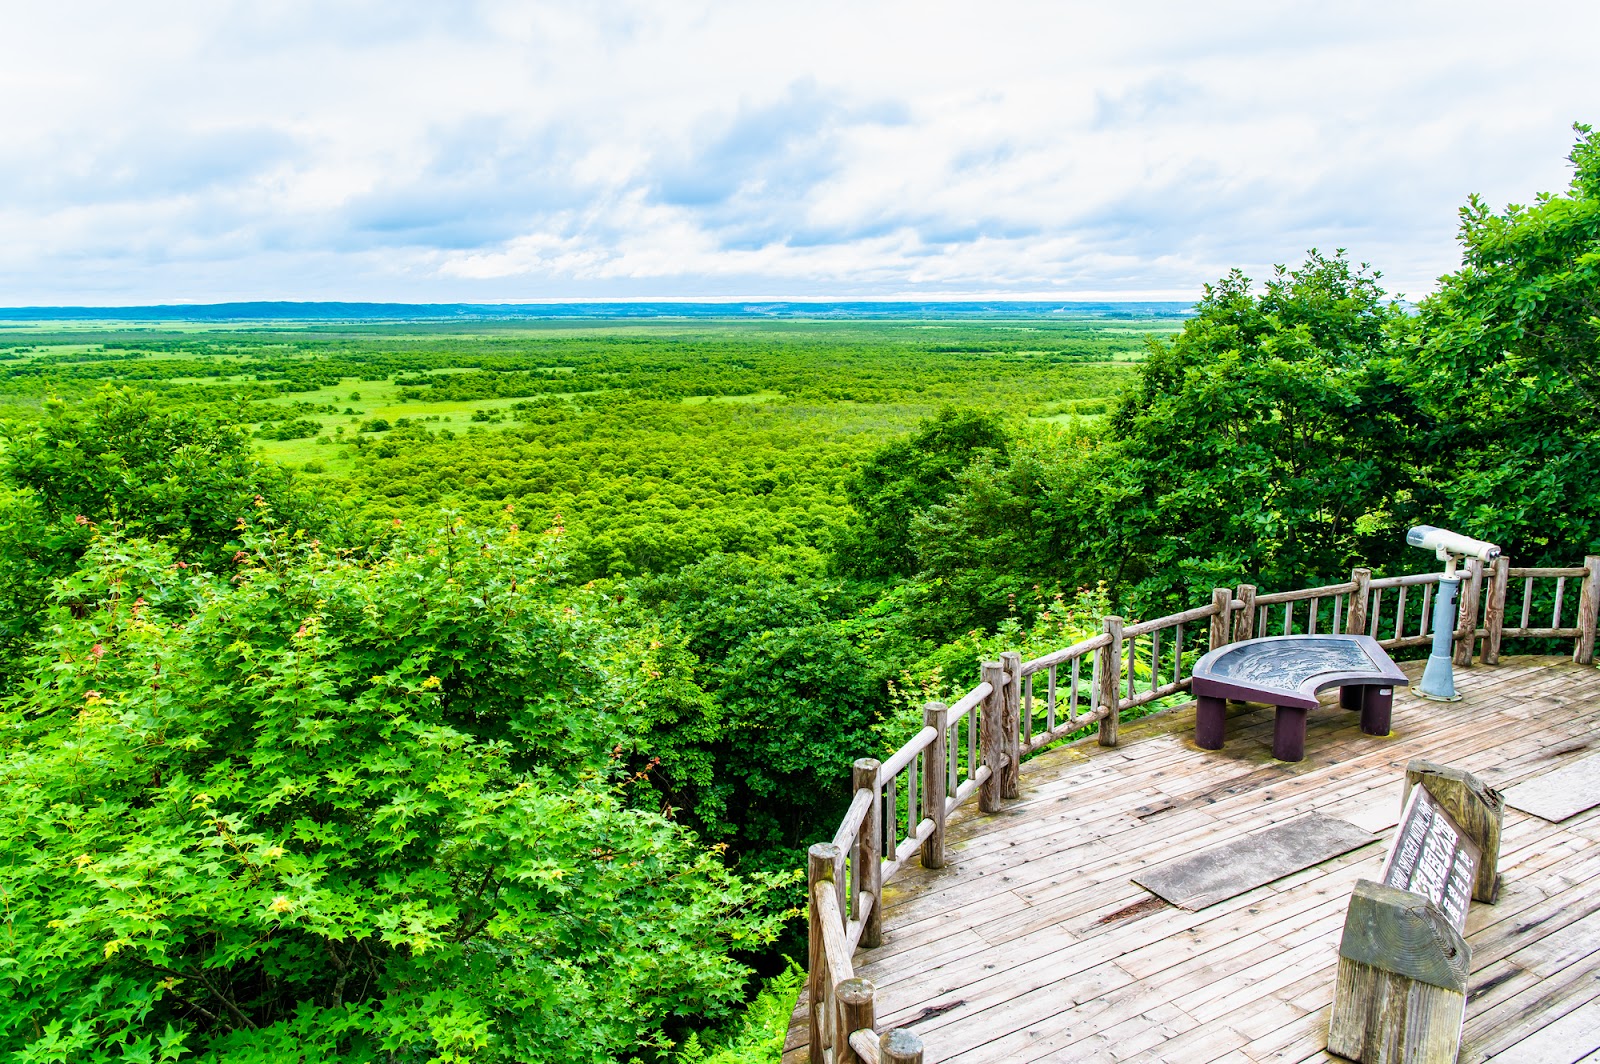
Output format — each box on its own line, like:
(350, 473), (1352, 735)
(0, 523), (781, 1063)
(670, 963), (801, 1064)
(836, 408), (1008, 580)
(256, 418), (322, 441)
(2, 388), (322, 564)
(1405, 123), (1600, 559)
(621, 557), (883, 873)
(1100, 251), (1423, 605)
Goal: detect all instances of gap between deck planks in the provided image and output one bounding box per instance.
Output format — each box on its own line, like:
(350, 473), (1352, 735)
(785, 658), (1600, 1063)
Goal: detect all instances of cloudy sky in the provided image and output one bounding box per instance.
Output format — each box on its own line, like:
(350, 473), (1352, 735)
(2, 1), (1596, 305)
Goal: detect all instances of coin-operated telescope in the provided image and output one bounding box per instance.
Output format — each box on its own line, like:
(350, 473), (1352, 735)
(1406, 525), (1502, 701)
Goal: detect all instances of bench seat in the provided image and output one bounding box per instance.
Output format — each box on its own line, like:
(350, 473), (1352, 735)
(1190, 634), (1409, 761)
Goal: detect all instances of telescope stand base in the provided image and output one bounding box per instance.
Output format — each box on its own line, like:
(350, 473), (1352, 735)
(1411, 685), (1463, 704)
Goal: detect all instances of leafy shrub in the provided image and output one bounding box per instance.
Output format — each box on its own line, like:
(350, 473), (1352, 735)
(359, 418), (391, 433)
(0, 523), (781, 1063)
(256, 418), (322, 440)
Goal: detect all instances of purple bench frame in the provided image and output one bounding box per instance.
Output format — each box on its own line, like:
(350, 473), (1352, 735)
(1190, 634), (1409, 762)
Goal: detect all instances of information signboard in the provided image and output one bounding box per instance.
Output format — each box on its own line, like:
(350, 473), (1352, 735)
(1380, 783), (1481, 932)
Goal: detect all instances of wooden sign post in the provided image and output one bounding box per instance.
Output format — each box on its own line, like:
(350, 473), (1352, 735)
(1328, 762), (1501, 1064)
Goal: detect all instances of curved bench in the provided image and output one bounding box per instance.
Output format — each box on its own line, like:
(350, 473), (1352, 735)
(1190, 634), (1409, 761)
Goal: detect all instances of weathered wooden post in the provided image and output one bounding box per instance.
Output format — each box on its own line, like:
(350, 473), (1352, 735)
(1483, 556), (1510, 665)
(1575, 555), (1600, 665)
(1210, 587), (1232, 650)
(1348, 567), (1372, 638)
(919, 705), (948, 869)
(837, 978), (875, 1064)
(1328, 880), (1471, 1064)
(1329, 762), (1499, 1063)
(1452, 557), (1484, 667)
(1098, 616), (1123, 747)
(1000, 650), (1022, 799)
(979, 661), (1005, 814)
(1233, 584), (1257, 643)
(852, 758), (883, 948)
(1404, 760), (1503, 903)
(807, 843), (840, 1064)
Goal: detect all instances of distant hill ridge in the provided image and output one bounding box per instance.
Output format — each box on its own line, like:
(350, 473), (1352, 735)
(0, 300), (1194, 322)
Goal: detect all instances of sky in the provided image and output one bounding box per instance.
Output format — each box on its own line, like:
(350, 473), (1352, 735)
(1, 1), (1597, 306)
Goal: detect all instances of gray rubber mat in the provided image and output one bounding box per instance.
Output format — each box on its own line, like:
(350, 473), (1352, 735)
(1503, 755), (1600, 823)
(1132, 812), (1379, 910)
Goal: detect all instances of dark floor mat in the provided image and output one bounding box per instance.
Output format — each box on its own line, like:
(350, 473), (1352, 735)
(1132, 812), (1379, 910)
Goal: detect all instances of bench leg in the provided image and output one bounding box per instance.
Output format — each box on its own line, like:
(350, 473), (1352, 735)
(1273, 706), (1307, 762)
(1196, 695), (1227, 749)
(1339, 685), (1363, 710)
(1360, 685), (1394, 736)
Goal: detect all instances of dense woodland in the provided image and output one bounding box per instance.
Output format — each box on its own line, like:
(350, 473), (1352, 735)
(0, 128), (1594, 1063)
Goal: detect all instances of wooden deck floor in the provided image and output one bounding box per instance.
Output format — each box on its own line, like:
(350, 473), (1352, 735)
(785, 655), (1600, 1063)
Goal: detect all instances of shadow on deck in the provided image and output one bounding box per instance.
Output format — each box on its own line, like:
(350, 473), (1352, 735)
(785, 656), (1600, 1063)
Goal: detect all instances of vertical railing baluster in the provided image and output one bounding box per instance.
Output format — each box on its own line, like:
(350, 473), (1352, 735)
(1070, 655), (1081, 724)
(1089, 650), (1100, 714)
(1395, 586), (1408, 641)
(1150, 627), (1162, 695)
(1125, 634), (1136, 701)
(906, 751), (919, 842)
(1173, 622), (1184, 686)
(947, 715), (958, 797)
(1521, 577), (1534, 630)
(1047, 664), (1057, 733)
(1554, 577), (1567, 628)
(967, 703), (977, 781)
(885, 772), (897, 861)
(1370, 589), (1383, 637)
(1420, 584), (1432, 636)
(1333, 593), (1343, 634)
(1308, 597), (1319, 635)
(1023, 674), (1034, 748)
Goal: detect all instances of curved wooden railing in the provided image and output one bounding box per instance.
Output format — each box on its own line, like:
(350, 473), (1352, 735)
(803, 555), (1600, 1062)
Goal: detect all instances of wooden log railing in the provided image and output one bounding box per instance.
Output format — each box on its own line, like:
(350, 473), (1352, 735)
(805, 555), (1600, 1061)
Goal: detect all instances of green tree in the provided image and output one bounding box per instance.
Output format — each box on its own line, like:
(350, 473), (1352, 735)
(1405, 123), (1600, 559)
(2, 388), (324, 564)
(835, 408), (1008, 579)
(0, 524), (780, 1064)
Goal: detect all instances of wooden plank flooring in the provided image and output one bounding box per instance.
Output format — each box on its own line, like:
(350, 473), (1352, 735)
(784, 656), (1600, 1063)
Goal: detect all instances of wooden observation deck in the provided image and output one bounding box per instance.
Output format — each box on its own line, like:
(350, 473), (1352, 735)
(789, 559), (1600, 1063)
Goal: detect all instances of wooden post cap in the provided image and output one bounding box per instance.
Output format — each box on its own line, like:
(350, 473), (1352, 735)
(837, 977), (874, 1006)
(1339, 878), (1470, 993)
(808, 842), (839, 882)
(880, 1027), (925, 1063)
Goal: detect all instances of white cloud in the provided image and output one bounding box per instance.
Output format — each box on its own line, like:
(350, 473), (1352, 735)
(0, 0), (1596, 303)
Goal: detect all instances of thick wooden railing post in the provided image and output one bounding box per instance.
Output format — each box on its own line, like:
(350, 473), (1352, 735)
(1576, 556), (1600, 665)
(1484, 556), (1510, 665)
(1347, 567), (1372, 638)
(979, 661), (1005, 814)
(1454, 557), (1485, 667)
(919, 704), (948, 869)
(852, 758), (883, 948)
(1233, 584), (1257, 642)
(1000, 650), (1022, 799)
(881, 1028), (926, 1063)
(807, 843), (839, 1064)
(1098, 616), (1123, 747)
(837, 978), (875, 1064)
(1210, 587), (1232, 650)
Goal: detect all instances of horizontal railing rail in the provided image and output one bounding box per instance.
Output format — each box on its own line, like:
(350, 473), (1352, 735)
(804, 554), (1600, 1062)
